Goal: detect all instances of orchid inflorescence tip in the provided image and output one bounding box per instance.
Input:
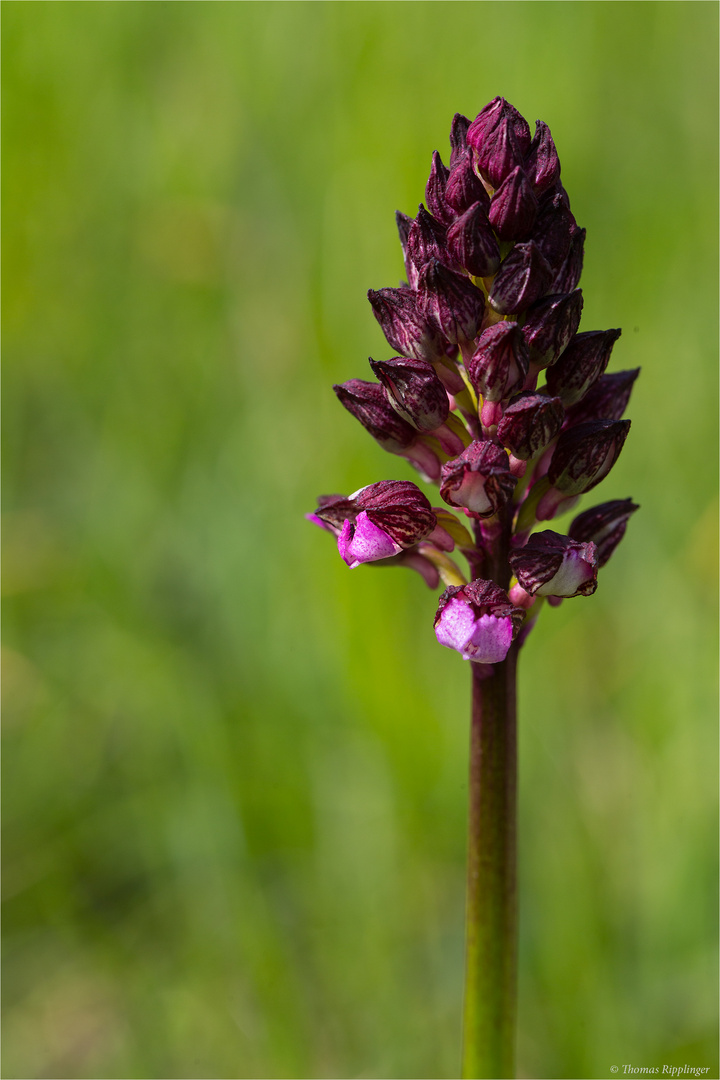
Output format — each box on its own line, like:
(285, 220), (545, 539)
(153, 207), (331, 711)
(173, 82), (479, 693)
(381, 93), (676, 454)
(309, 96), (638, 665)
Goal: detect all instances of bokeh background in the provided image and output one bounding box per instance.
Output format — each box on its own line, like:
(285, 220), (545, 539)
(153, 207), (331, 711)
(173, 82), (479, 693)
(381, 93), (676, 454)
(3, 3), (718, 1078)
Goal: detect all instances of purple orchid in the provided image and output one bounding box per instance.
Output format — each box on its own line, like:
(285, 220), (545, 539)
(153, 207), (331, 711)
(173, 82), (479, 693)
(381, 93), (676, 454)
(447, 202), (501, 277)
(310, 480), (436, 567)
(434, 579), (525, 664)
(308, 97), (638, 1078)
(439, 439), (516, 516)
(466, 321), (530, 427)
(313, 95), (637, 658)
(568, 498), (639, 566)
(509, 530), (598, 598)
(522, 289), (584, 371)
(546, 328), (622, 404)
(311, 94), (638, 661)
(496, 391), (565, 461)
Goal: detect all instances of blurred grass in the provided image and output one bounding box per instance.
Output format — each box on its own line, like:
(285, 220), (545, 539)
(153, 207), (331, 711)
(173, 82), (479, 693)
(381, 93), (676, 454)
(2, 2), (717, 1078)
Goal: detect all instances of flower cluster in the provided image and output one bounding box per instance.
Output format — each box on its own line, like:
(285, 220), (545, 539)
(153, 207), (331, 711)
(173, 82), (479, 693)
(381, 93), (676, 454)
(309, 98), (638, 667)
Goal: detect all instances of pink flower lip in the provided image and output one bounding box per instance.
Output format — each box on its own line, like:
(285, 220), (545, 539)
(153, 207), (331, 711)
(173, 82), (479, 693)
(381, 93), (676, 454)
(435, 598), (514, 664)
(337, 512), (402, 568)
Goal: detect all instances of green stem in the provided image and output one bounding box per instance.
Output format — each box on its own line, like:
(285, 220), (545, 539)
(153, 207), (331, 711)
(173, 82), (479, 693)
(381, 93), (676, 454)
(461, 646), (518, 1079)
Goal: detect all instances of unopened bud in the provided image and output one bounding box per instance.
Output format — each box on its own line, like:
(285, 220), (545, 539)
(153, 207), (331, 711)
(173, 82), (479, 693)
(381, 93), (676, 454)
(417, 259), (485, 344)
(568, 498), (639, 567)
(546, 328), (622, 405)
(466, 321), (530, 405)
(369, 356), (449, 431)
(368, 286), (447, 363)
(334, 379), (416, 449)
(489, 241), (553, 315)
(522, 290), (584, 369)
(468, 97), (532, 188)
(496, 391), (564, 459)
(547, 418), (631, 496)
(531, 192), (576, 271)
(445, 155), (490, 215)
(551, 225), (585, 293)
(446, 202), (500, 277)
(564, 368), (639, 427)
(524, 120), (560, 195)
(449, 112), (472, 167)
(406, 205), (458, 275)
(395, 210), (416, 286)
(488, 166), (538, 241)
(395, 209), (412, 245)
(425, 151), (454, 226)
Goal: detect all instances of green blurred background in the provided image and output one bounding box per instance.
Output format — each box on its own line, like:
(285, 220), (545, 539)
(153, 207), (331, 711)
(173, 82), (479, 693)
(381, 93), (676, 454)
(3, 3), (717, 1078)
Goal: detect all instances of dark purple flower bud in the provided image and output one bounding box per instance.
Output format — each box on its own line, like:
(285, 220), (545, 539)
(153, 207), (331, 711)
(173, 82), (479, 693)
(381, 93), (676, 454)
(468, 98), (532, 189)
(568, 498), (639, 567)
(395, 210), (417, 287)
(332, 381), (442, 479)
(440, 440), (515, 517)
(539, 181), (570, 210)
(509, 530), (598, 597)
(547, 419), (631, 496)
(417, 259), (485, 344)
(489, 241), (553, 315)
(449, 112), (472, 167)
(446, 202), (500, 278)
(396, 210), (413, 250)
(368, 286), (447, 363)
(466, 322), (530, 404)
(521, 290), (584, 369)
(488, 166), (538, 241)
(434, 577), (525, 663)
(468, 98), (531, 150)
(563, 368), (640, 427)
(406, 205), (458, 275)
(445, 155), (490, 215)
(551, 226), (585, 293)
(496, 392), (564, 460)
(546, 328), (622, 405)
(369, 356), (450, 431)
(524, 120), (560, 195)
(425, 151), (454, 226)
(531, 192), (576, 271)
(334, 379), (416, 449)
(474, 121), (526, 191)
